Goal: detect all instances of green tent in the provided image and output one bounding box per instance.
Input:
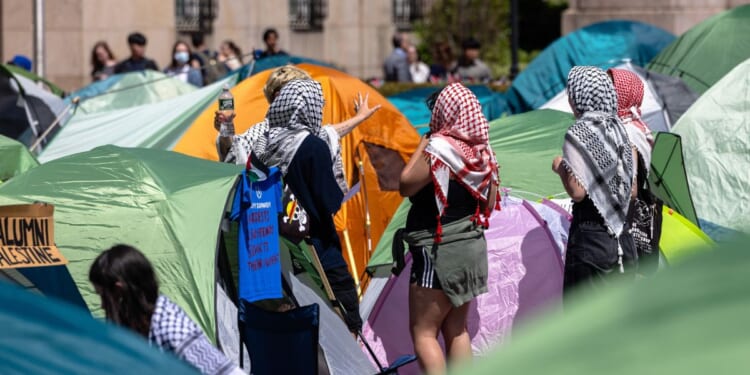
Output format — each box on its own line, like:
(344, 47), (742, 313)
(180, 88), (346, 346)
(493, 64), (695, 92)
(0, 146), (242, 341)
(649, 132), (699, 225)
(0, 134), (38, 181)
(39, 75), (236, 162)
(0, 281), (197, 374)
(668, 57), (750, 240)
(70, 70), (197, 114)
(648, 5), (750, 94)
(2, 63), (65, 97)
(489, 109), (574, 199)
(456, 236), (747, 375)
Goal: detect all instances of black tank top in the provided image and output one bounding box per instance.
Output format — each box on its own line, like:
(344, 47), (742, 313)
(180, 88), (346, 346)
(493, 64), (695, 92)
(405, 180), (478, 232)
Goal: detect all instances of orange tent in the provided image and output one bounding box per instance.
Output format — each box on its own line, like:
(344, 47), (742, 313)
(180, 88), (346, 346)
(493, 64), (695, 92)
(173, 64), (420, 287)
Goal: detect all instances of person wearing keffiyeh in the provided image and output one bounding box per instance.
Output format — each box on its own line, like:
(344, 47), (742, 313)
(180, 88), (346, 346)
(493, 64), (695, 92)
(89, 245), (243, 375)
(398, 83), (499, 374)
(256, 79), (363, 333)
(552, 66), (638, 295)
(608, 68), (662, 275)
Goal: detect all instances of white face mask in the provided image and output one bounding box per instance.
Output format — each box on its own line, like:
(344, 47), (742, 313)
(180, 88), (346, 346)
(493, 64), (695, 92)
(174, 51), (190, 64)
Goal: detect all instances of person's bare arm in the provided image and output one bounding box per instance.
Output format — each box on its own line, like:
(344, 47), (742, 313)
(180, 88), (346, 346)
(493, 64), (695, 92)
(331, 93), (382, 137)
(399, 136), (432, 197)
(214, 111), (235, 161)
(481, 179), (499, 212)
(552, 156), (587, 202)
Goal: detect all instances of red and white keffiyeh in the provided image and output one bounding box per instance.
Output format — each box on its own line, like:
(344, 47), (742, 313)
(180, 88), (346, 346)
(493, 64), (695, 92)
(609, 68), (653, 174)
(424, 83), (500, 241)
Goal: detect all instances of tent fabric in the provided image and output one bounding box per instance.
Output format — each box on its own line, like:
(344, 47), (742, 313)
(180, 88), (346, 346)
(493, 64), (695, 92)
(2, 63), (65, 97)
(69, 70), (198, 115)
(38, 75), (236, 162)
(505, 20), (674, 113)
(0, 134), (38, 181)
(541, 62), (699, 132)
(670, 58), (750, 240)
(362, 197), (565, 374)
(0, 281), (198, 374)
(388, 85), (508, 132)
(649, 132), (699, 226)
(648, 5), (750, 94)
(660, 206), (714, 262)
(237, 54), (333, 81)
(489, 109), (574, 199)
(0, 146), (243, 342)
(174, 63), (420, 278)
(0, 65), (68, 147)
(456, 235), (747, 375)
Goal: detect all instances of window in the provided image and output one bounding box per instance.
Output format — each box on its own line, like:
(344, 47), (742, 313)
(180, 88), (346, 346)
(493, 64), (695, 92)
(393, 0), (428, 31)
(175, 0), (217, 33)
(289, 0), (327, 31)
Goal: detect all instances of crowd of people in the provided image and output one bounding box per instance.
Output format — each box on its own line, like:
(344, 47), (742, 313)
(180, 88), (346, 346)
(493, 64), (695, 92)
(384, 32), (493, 84)
(89, 28), (289, 87)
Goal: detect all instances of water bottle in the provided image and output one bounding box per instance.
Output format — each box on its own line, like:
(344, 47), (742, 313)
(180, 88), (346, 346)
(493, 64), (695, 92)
(218, 84), (235, 137)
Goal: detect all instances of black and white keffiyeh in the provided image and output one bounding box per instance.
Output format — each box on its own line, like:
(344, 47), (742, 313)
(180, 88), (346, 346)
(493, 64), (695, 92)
(149, 295), (238, 375)
(258, 79), (325, 174)
(562, 66), (634, 236)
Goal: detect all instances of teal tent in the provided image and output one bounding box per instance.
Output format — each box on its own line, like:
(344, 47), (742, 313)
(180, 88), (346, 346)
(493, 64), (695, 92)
(668, 57), (750, 240)
(39, 75), (236, 162)
(237, 54), (333, 81)
(648, 5), (750, 94)
(505, 20), (674, 113)
(388, 86), (508, 132)
(0, 135), (38, 182)
(67, 70), (198, 114)
(457, 236), (747, 375)
(0, 281), (197, 374)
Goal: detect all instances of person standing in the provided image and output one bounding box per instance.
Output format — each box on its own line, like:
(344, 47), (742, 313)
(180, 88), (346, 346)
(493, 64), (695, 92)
(552, 66), (637, 295)
(114, 32), (159, 74)
(89, 245), (243, 375)
(453, 38), (492, 83)
(383, 33), (411, 82)
(429, 42), (457, 82)
(608, 68), (661, 275)
(399, 83), (499, 374)
(164, 41), (203, 87)
(259, 28), (288, 58)
(217, 40), (243, 72)
(407, 46), (430, 84)
(191, 32), (225, 85)
(90, 41), (117, 81)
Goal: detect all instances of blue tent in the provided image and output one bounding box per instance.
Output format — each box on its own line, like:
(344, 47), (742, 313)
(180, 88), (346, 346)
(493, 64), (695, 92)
(388, 85), (508, 133)
(238, 54), (334, 81)
(505, 20), (675, 113)
(0, 281), (197, 374)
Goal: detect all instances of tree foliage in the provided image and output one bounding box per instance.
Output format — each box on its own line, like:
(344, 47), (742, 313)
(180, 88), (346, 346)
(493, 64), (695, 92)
(415, 0), (511, 75)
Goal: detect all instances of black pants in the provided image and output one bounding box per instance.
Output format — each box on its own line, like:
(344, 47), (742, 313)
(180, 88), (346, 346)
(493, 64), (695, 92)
(285, 136), (362, 332)
(563, 220), (637, 300)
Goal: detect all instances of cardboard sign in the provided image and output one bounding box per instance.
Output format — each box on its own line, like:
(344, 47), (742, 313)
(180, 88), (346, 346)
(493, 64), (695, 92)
(0, 204), (67, 269)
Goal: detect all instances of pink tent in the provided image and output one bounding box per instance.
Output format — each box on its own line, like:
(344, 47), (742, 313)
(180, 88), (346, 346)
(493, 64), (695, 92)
(361, 197), (568, 374)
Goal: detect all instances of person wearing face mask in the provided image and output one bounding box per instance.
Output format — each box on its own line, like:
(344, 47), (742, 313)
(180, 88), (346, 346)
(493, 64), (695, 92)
(165, 41), (203, 87)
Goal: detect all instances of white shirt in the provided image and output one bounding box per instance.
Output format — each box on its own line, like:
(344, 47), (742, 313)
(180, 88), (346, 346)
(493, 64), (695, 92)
(410, 62), (431, 84)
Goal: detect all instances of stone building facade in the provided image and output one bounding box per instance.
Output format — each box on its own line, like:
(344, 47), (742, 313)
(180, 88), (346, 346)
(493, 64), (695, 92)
(563, 0), (750, 35)
(0, 0), (428, 91)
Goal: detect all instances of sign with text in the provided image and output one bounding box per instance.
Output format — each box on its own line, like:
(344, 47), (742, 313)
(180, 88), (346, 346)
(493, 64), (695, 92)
(0, 204), (67, 269)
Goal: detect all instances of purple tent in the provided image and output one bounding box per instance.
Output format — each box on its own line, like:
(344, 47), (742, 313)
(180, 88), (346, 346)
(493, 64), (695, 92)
(361, 197), (568, 374)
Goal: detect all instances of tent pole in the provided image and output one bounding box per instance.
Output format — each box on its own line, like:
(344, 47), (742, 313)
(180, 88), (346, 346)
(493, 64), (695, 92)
(33, 0), (45, 77)
(28, 97), (78, 153)
(342, 228), (362, 297)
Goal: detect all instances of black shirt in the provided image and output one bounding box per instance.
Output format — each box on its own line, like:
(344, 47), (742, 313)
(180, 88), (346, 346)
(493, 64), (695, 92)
(406, 180), (477, 232)
(259, 49), (288, 59)
(572, 196), (606, 225)
(114, 57), (159, 74)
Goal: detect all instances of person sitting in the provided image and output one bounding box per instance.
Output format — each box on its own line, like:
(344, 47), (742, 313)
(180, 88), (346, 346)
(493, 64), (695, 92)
(453, 38), (491, 83)
(90, 41), (117, 81)
(551, 66), (637, 296)
(164, 41), (203, 87)
(89, 245), (243, 375)
(259, 28), (288, 59)
(114, 32), (159, 74)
